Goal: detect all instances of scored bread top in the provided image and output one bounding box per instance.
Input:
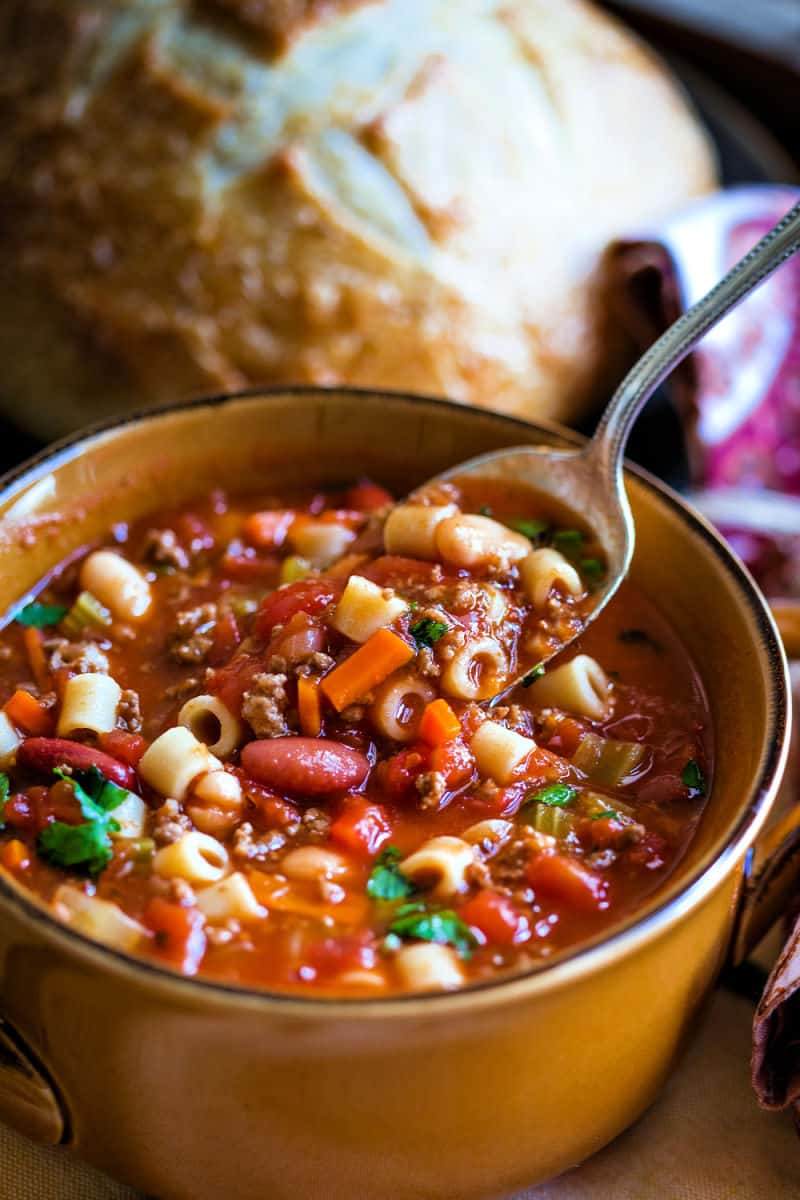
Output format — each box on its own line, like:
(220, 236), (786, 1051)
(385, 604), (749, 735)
(0, 0), (716, 438)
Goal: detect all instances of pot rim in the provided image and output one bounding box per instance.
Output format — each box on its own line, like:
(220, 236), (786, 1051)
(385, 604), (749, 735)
(0, 385), (790, 1015)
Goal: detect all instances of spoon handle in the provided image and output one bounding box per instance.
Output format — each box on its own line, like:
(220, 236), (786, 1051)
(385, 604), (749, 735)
(590, 197), (800, 480)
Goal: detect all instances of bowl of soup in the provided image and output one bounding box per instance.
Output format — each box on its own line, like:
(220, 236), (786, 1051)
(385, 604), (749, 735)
(0, 387), (790, 1198)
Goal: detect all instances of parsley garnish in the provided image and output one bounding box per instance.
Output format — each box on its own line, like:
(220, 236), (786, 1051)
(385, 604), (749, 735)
(367, 846), (416, 901)
(15, 603), (68, 628)
(553, 529), (584, 559)
(410, 617), (448, 649)
(579, 558), (604, 582)
(507, 517), (549, 542)
(527, 782), (577, 808)
(521, 663), (545, 687)
(388, 906), (477, 959)
(478, 505), (493, 517)
(591, 809), (617, 821)
(0, 773), (8, 830)
(681, 759), (706, 797)
(37, 766), (129, 876)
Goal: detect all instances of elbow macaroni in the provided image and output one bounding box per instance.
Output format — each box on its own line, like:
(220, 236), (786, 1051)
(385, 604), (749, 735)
(178, 694), (243, 757)
(280, 846), (351, 882)
(370, 673), (436, 743)
(289, 520), (355, 567)
(394, 943), (464, 991)
(399, 836), (474, 898)
(153, 831), (228, 884)
(435, 513), (530, 569)
(529, 654), (611, 721)
(383, 503), (457, 559)
(57, 673), (121, 737)
(139, 726), (222, 802)
(440, 636), (507, 701)
(80, 550), (152, 621)
(53, 885), (146, 952)
(331, 575), (409, 643)
(470, 720), (537, 784)
(520, 548), (582, 610)
(195, 872), (266, 922)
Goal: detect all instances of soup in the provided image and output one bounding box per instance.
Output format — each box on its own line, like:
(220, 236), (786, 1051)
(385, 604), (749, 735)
(0, 478), (710, 994)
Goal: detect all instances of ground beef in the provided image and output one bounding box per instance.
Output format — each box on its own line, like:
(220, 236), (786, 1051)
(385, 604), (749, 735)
(415, 646), (441, 678)
(116, 688), (142, 732)
(242, 672), (290, 738)
(152, 799), (193, 846)
(415, 771), (447, 810)
(44, 638), (109, 674)
(169, 604), (217, 665)
(302, 807), (332, 841)
(164, 675), (202, 701)
(231, 822), (287, 863)
(142, 528), (189, 572)
(294, 651), (335, 678)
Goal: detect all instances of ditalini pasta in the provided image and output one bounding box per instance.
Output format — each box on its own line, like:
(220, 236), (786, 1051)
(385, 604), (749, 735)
(0, 475), (710, 996)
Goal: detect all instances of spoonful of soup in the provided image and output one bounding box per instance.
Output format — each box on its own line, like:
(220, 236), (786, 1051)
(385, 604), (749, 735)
(383, 198), (800, 704)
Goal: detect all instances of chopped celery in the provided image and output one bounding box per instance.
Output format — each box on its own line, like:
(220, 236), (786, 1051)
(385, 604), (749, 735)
(530, 803), (574, 839)
(572, 732), (646, 787)
(279, 555), (312, 585)
(61, 591), (112, 636)
(578, 791), (636, 822)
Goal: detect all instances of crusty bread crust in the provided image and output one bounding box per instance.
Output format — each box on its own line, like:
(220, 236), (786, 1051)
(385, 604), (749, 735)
(0, 0), (716, 438)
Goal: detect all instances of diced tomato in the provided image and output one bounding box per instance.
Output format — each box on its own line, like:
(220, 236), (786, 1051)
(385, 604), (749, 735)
(459, 890), (530, 947)
(517, 743), (572, 787)
(525, 854), (608, 913)
(143, 898), (207, 976)
(242, 510), (295, 549)
(256, 579), (342, 640)
(219, 552), (280, 584)
(429, 739), (475, 790)
(627, 831), (667, 871)
(362, 556), (442, 591)
(375, 745), (430, 802)
(543, 716), (585, 758)
(174, 512), (215, 553)
(208, 609), (241, 667)
(99, 729), (149, 768)
(343, 480), (394, 512)
(330, 796), (392, 858)
(209, 650), (264, 713)
(304, 931), (376, 981)
(3, 792), (37, 833)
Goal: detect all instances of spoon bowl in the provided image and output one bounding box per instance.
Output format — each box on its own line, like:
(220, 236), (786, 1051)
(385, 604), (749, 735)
(420, 197), (800, 696)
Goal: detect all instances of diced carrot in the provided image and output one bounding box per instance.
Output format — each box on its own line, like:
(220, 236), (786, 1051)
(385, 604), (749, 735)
(321, 629), (414, 712)
(418, 698), (461, 746)
(22, 626), (50, 691)
(242, 510), (295, 549)
(143, 898), (207, 975)
(0, 839), (30, 871)
(297, 675), (322, 737)
(525, 853), (608, 913)
(330, 796), (392, 858)
(4, 689), (53, 736)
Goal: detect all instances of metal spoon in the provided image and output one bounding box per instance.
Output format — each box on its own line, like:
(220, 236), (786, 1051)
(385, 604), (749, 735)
(425, 198), (800, 695)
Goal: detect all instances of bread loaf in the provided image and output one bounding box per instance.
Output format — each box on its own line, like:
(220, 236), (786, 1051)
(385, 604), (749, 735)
(0, 0), (716, 438)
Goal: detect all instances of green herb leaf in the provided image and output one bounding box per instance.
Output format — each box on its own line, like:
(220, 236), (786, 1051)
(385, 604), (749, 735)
(553, 529), (584, 556)
(591, 809), (617, 821)
(478, 505), (493, 517)
(38, 819), (114, 877)
(681, 759), (706, 796)
(521, 663), (545, 687)
(389, 908), (477, 959)
(366, 846), (416, 901)
(507, 517), (548, 541)
(0, 773), (8, 830)
(41, 767), (130, 876)
(410, 617), (449, 649)
(579, 558), (604, 582)
(15, 603), (68, 628)
(527, 782), (577, 808)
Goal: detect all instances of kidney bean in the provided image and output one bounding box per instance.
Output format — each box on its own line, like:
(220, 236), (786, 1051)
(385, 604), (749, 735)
(241, 737), (369, 797)
(16, 738), (137, 791)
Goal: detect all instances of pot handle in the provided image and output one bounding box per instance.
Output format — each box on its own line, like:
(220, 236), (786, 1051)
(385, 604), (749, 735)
(730, 600), (800, 965)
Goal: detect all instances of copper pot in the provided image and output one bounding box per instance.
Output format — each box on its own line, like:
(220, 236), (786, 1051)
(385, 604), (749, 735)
(0, 388), (795, 1199)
